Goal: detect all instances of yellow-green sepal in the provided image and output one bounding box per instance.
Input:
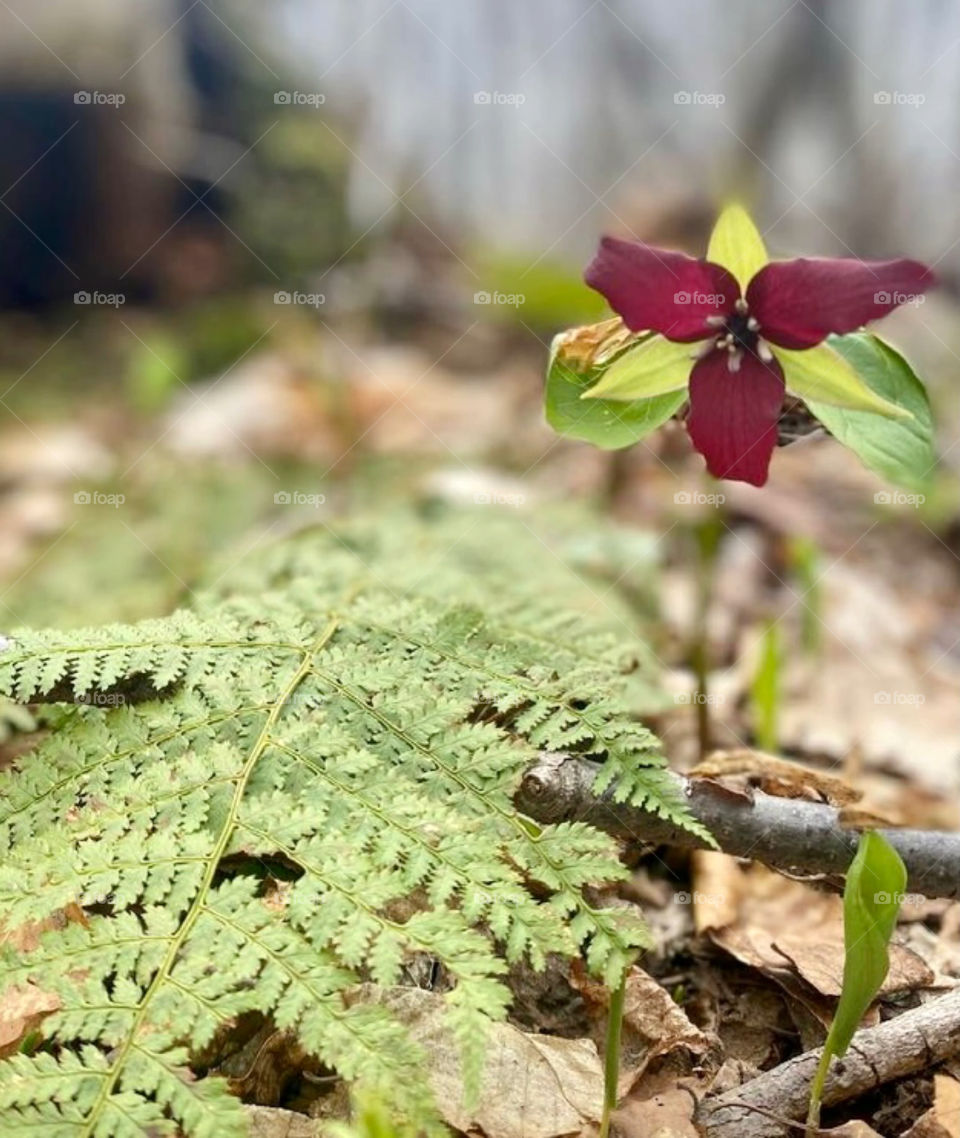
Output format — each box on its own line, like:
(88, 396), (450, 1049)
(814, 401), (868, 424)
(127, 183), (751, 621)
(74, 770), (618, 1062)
(581, 334), (693, 402)
(775, 342), (912, 420)
(706, 203), (769, 290)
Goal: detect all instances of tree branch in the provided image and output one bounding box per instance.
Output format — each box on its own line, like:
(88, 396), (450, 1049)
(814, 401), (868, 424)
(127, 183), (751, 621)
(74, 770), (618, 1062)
(514, 753), (960, 900)
(694, 987), (960, 1137)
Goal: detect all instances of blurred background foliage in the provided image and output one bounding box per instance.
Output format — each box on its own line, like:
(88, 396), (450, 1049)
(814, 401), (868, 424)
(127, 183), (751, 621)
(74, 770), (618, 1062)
(0, 0), (958, 792)
(2, 6), (960, 1131)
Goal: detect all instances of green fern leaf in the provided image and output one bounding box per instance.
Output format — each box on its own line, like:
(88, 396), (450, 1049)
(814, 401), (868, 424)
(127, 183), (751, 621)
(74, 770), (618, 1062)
(0, 511), (703, 1135)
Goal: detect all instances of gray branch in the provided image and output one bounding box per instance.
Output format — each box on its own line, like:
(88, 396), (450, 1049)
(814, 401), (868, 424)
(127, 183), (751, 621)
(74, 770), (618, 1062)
(514, 754), (960, 900)
(694, 987), (960, 1137)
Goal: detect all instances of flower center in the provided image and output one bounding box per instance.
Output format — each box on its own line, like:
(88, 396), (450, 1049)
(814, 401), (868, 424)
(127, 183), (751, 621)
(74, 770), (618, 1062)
(704, 299), (773, 373)
(723, 311), (759, 352)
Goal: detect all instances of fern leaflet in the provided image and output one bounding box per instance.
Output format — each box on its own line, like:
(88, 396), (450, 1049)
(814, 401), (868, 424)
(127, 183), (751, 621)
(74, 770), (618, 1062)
(0, 511), (702, 1136)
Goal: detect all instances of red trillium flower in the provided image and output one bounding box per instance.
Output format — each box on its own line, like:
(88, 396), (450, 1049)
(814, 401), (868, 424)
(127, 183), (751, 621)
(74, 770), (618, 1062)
(582, 204), (935, 485)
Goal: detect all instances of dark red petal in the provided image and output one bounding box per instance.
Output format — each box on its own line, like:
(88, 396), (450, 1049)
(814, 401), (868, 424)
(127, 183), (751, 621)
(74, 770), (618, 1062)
(585, 236), (739, 342)
(686, 349), (785, 487)
(746, 257), (935, 349)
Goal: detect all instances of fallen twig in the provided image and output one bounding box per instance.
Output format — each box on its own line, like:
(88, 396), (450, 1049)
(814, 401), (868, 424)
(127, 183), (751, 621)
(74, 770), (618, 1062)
(693, 987), (960, 1137)
(515, 753), (960, 900)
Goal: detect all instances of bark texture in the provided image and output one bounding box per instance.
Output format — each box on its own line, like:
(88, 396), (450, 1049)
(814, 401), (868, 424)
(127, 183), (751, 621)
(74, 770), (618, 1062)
(515, 753), (960, 900)
(694, 988), (960, 1137)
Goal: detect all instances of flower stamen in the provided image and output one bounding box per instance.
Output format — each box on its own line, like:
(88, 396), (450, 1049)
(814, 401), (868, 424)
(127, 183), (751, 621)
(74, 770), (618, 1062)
(703, 300), (771, 372)
(705, 299), (770, 372)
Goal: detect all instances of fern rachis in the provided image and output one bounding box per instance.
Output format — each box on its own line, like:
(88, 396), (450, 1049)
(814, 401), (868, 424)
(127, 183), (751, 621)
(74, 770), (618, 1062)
(0, 512), (703, 1136)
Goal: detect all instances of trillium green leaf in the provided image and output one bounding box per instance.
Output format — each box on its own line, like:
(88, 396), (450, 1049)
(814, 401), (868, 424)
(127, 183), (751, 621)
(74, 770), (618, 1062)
(776, 342), (911, 419)
(705, 202), (769, 291)
(545, 331), (687, 450)
(581, 334), (694, 402)
(807, 830), (906, 1131)
(805, 333), (936, 490)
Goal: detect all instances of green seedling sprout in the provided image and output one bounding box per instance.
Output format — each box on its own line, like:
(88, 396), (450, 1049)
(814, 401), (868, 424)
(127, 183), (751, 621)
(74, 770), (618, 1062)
(806, 831), (907, 1135)
(750, 620), (782, 752)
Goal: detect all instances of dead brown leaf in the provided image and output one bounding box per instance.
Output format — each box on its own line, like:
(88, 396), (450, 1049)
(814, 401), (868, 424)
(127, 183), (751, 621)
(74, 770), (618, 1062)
(0, 984), (60, 1059)
(572, 964), (710, 1090)
(774, 932), (933, 998)
(245, 1104), (318, 1138)
(837, 806), (902, 829)
(0, 900), (87, 954)
(0, 902), (89, 1057)
(690, 849), (744, 933)
(903, 1073), (960, 1138)
(613, 1088), (699, 1138)
(691, 749), (860, 807)
(227, 1029), (312, 1106)
(359, 986), (604, 1138)
(773, 565), (960, 799)
(553, 316), (634, 369)
(344, 343), (543, 458)
(0, 424), (113, 487)
(821, 1124), (884, 1137)
(165, 353), (338, 462)
(935, 1074), (960, 1138)
(615, 1063), (713, 1138)
(704, 863), (934, 1004)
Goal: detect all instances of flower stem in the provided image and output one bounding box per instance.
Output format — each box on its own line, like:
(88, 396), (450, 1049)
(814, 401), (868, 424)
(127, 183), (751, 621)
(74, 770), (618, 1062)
(692, 511), (722, 758)
(600, 973), (627, 1138)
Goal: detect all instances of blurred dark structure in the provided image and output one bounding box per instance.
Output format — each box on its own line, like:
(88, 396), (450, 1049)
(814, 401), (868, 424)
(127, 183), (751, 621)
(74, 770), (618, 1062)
(3, 0), (960, 308)
(0, 0), (243, 308)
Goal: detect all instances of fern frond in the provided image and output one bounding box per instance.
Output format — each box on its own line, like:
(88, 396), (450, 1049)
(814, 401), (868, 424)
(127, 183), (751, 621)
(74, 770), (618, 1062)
(0, 510), (702, 1135)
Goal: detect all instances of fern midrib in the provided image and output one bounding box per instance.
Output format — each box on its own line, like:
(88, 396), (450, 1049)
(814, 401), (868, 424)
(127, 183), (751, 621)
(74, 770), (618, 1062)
(359, 607), (627, 672)
(97, 773), (239, 820)
(51, 854), (210, 893)
(165, 975), (233, 1031)
(3, 637), (305, 666)
(201, 900), (409, 1072)
(268, 738), (523, 922)
(236, 819), (495, 989)
(357, 617), (658, 763)
(307, 662), (613, 935)
(0, 703), (274, 828)
(3, 933), (173, 984)
(76, 617), (340, 1137)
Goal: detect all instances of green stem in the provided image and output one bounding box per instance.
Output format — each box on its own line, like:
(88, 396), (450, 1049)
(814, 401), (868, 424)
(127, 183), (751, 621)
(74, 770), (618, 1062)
(692, 512), (722, 759)
(600, 974), (627, 1138)
(805, 1047), (831, 1137)
(603, 449), (633, 511)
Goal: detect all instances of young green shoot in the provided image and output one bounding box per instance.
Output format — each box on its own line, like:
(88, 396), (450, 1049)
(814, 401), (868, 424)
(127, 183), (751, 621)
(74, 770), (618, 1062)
(787, 536), (822, 657)
(750, 620), (782, 752)
(600, 971), (628, 1138)
(805, 831), (907, 1135)
(691, 512), (723, 758)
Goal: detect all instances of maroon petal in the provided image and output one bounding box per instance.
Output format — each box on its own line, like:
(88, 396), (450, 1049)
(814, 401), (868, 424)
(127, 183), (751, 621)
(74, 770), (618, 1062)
(585, 236), (739, 342)
(747, 257), (935, 349)
(686, 349), (785, 486)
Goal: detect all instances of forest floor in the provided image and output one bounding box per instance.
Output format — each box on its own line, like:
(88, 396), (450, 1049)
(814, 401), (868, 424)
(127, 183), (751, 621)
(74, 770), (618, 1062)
(1, 284), (959, 1138)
